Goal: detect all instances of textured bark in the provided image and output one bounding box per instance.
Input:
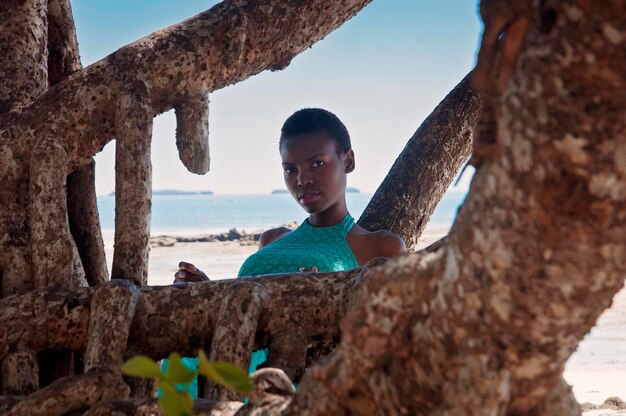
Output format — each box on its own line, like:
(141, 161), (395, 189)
(6, 371), (129, 416)
(176, 92), (211, 174)
(82, 399), (244, 416)
(0, 271), (358, 366)
(358, 77), (480, 249)
(0, 0), (48, 114)
(265, 328), (309, 382)
(111, 94), (153, 285)
(47, 0), (81, 87)
(67, 160), (109, 286)
(205, 281), (268, 400)
(1, 352), (38, 396)
(0, 0), (373, 300)
(29, 137), (86, 289)
(49, 0), (110, 289)
(2, 0), (624, 414)
(284, 1), (626, 414)
(84, 280), (140, 373)
(239, 369), (295, 415)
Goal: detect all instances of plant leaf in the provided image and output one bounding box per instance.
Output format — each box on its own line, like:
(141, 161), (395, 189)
(198, 350), (252, 393)
(158, 381), (194, 416)
(122, 355), (163, 380)
(164, 353), (196, 384)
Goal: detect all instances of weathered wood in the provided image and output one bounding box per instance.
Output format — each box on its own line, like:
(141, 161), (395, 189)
(0, 271), (359, 363)
(1, 351), (38, 396)
(5, 370), (129, 416)
(240, 369), (295, 415)
(84, 280), (140, 372)
(0, 0), (48, 114)
(82, 398), (244, 416)
(47, 0), (82, 87)
(111, 94), (153, 285)
(29, 137), (86, 289)
(67, 160), (109, 286)
(284, 0), (626, 414)
(358, 77), (480, 249)
(265, 328), (308, 382)
(205, 281), (268, 400)
(175, 92), (211, 174)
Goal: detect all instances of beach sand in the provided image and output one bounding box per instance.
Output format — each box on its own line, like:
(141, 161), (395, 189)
(104, 226), (450, 285)
(103, 226), (626, 412)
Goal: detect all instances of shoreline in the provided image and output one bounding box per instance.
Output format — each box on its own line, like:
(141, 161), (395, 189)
(102, 225), (450, 284)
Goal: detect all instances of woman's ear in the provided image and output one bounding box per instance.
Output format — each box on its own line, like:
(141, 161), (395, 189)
(344, 150), (355, 173)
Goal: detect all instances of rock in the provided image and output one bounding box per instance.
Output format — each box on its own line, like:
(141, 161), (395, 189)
(601, 397), (626, 410)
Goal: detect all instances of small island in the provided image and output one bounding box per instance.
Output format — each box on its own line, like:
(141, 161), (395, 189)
(108, 189), (213, 196)
(271, 187), (359, 194)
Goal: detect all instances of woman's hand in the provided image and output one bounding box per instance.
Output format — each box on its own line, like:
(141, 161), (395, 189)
(174, 261), (210, 283)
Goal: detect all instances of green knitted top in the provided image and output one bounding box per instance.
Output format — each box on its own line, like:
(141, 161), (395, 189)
(238, 213), (359, 277)
(163, 213), (358, 399)
(239, 213), (359, 377)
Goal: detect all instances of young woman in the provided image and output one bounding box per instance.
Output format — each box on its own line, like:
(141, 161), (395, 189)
(177, 108), (405, 280)
(171, 108), (406, 397)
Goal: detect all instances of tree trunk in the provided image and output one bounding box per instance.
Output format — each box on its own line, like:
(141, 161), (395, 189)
(2, 0), (625, 414)
(0, 0), (48, 114)
(49, 0), (110, 288)
(358, 76), (480, 249)
(0, 0), (374, 401)
(67, 161), (109, 287)
(285, 0), (626, 414)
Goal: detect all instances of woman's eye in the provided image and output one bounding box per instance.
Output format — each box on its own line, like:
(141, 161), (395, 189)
(284, 167), (296, 174)
(312, 161), (325, 168)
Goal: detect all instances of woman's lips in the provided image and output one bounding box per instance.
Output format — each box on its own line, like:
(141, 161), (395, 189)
(298, 191), (321, 204)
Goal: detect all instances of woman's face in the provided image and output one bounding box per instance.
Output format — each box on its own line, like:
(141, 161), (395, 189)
(280, 132), (354, 215)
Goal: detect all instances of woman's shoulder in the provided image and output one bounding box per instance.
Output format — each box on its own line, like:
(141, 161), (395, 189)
(259, 227), (292, 249)
(348, 225), (406, 259)
(372, 230), (407, 257)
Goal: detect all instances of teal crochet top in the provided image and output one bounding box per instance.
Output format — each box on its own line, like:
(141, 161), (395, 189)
(238, 212), (358, 277)
(162, 213), (358, 398)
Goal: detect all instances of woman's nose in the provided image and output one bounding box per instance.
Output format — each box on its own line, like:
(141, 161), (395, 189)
(297, 171), (313, 187)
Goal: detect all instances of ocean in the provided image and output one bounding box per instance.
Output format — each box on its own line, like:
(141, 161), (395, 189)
(97, 190), (468, 236)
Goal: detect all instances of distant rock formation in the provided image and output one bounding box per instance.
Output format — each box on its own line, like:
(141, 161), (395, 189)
(108, 189), (213, 196)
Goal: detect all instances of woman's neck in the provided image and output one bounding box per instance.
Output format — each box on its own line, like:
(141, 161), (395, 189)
(308, 201), (349, 227)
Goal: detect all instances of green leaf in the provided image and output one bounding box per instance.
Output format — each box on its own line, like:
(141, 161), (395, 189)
(164, 353), (196, 384)
(197, 350), (252, 393)
(158, 381), (194, 416)
(122, 355), (163, 380)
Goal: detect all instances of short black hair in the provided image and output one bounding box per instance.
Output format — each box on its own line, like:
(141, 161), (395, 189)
(279, 108), (352, 153)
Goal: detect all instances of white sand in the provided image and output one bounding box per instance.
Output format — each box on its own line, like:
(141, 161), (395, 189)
(103, 226), (626, 410)
(564, 285), (626, 409)
(103, 227), (449, 285)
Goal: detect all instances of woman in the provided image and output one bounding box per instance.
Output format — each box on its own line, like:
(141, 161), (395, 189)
(171, 108), (406, 396)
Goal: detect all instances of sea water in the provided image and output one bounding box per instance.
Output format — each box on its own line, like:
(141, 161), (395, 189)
(97, 190), (467, 236)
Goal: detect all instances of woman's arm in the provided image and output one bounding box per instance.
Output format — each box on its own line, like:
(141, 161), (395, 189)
(258, 227), (291, 249)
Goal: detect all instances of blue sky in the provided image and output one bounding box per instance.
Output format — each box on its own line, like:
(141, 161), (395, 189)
(73, 0), (481, 195)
